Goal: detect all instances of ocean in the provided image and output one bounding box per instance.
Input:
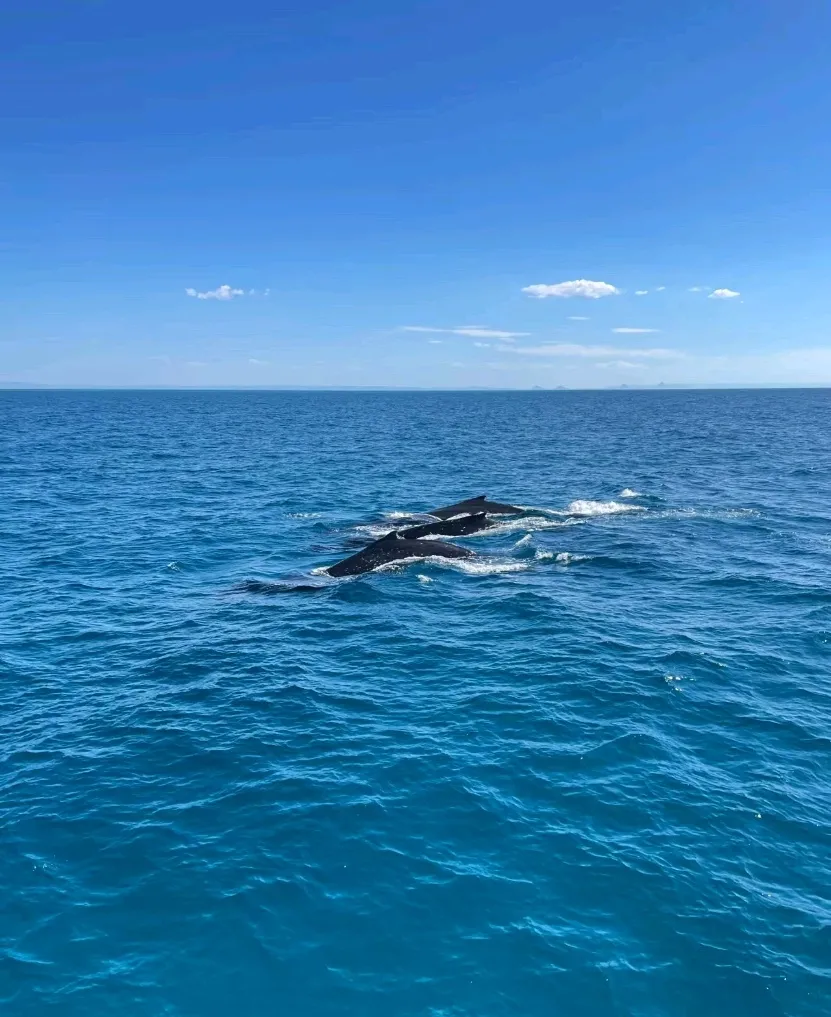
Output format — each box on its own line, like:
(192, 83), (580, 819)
(1, 389), (829, 1017)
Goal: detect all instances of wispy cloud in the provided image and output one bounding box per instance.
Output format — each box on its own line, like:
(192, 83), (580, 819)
(612, 327), (661, 334)
(503, 342), (684, 360)
(597, 360), (645, 370)
(635, 290), (649, 296)
(709, 288), (741, 300)
(473, 342), (491, 348)
(688, 286), (706, 293)
(427, 339), (443, 344)
(248, 358), (269, 366)
(568, 316), (590, 321)
(186, 284), (245, 301)
(656, 286), (666, 292)
(401, 325), (529, 339)
(523, 279), (620, 299)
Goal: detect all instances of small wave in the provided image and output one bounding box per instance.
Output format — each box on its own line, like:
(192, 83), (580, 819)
(440, 557), (529, 575)
(663, 673), (694, 691)
(353, 523), (396, 539)
(514, 534), (533, 547)
(517, 505), (563, 515)
(485, 516), (579, 536)
(656, 507), (760, 521)
(619, 488), (643, 498)
(532, 550), (591, 564)
(565, 499), (646, 517)
(234, 579), (328, 594)
(287, 512), (323, 518)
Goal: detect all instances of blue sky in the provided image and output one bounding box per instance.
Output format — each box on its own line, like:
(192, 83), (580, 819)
(3, 0), (831, 387)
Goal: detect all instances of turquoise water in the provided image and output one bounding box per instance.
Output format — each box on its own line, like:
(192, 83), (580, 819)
(1, 389), (829, 1016)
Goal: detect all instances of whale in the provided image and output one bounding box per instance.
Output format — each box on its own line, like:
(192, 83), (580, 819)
(325, 531), (473, 577)
(397, 512), (493, 540)
(427, 495), (523, 520)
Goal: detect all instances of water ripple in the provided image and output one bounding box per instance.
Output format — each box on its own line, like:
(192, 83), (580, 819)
(1, 389), (830, 1016)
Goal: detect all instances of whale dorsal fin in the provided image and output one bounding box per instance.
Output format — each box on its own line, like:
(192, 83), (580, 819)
(379, 530), (399, 541)
(470, 494), (487, 502)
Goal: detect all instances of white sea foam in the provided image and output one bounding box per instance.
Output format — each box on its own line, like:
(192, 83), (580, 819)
(439, 557), (529, 575)
(518, 505), (563, 516)
(619, 488), (643, 498)
(484, 515), (579, 536)
(532, 550), (590, 564)
(417, 574), (434, 583)
(514, 533), (533, 547)
(555, 552), (591, 564)
(288, 512), (323, 518)
(655, 507), (759, 521)
(354, 523), (396, 538)
(565, 499), (646, 517)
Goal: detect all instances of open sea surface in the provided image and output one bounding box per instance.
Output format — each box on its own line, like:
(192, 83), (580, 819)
(1, 388), (829, 1017)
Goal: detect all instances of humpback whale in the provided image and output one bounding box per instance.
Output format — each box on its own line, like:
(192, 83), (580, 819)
(427, 495), (523, 520)
(398, 512), (493, 540)
(325, 531), (473, 577)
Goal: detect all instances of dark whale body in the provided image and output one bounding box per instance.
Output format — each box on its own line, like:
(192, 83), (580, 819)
(326, 531), (473, 577)
(398, 512), (493, 540)
(428, 495), (523, 520)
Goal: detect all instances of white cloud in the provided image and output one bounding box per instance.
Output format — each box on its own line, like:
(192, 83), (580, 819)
(635, 290), (649, 296)
(568, 316), (590, 321)
(596, 360), (645, 370)
(473, 342), (491, 348)
(523, 279), (621, 299)
(503, 342), (684, 360)
(401, 325), (529, 339)
(709, 288), (740, 300)
(612, 327), (661, 334)
(186, 284), (245, 300)
(427, 339), (443, 344)
(688, 286), (706, 293)
(656, 286), (666, 292)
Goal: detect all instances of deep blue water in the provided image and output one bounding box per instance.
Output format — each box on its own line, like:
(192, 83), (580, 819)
(2, 389), (830, 1017)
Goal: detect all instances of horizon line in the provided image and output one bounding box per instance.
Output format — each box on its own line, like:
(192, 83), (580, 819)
(1, 383), (830, 393)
